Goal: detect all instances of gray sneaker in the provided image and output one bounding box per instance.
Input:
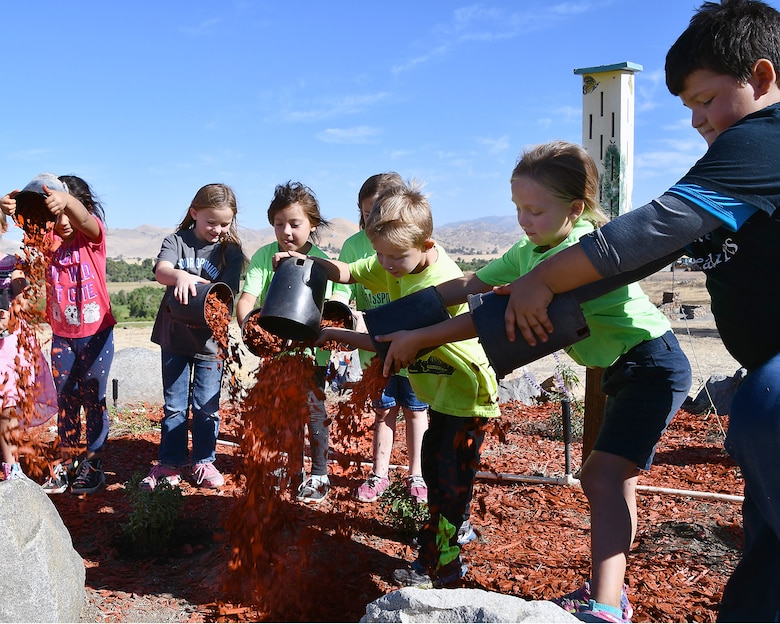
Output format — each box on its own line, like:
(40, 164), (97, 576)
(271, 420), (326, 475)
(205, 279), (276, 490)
(296, 474), (330, 504)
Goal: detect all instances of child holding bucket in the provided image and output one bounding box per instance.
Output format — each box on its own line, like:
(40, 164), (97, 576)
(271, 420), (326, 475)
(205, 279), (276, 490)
(0, 211), (57, 480)
(2, 174), (116, 495)
(378, 142), (692, 621)
(281, 180), (500, 588)
(236, 180), (349, 505)
(143, 183), (245, 491)
(335, 172), (430, 505)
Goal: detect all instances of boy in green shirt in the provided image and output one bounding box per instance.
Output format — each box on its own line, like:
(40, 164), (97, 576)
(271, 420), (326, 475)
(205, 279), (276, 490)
(276, 180), (500, 588)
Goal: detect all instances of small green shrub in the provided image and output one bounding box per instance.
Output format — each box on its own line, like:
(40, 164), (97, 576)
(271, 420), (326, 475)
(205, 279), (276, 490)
(379, 476), (430, 540)
(122, 471), (184, 555)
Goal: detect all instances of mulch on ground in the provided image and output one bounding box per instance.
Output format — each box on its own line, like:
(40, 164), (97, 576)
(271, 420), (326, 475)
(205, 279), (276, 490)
(48, 395), (742, 623)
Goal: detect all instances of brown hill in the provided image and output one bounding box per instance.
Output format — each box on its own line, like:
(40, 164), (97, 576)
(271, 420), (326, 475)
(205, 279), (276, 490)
(0, 215), (521, 261)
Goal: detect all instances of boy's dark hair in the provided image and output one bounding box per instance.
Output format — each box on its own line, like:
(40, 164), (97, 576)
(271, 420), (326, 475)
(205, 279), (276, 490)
(666, 0), (780, 95)
(357, 172), (404, 229)
(267, 181), (330, 245)
(58, 175), (106, 223)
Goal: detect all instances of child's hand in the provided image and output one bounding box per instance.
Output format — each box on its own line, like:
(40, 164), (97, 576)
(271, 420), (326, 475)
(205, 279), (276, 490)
(494, 274), (555, 345)
(376, 330), (419, 377)
(313, 327), (334, 348)
(0, 309), (8, 333)
(272, 249), (306, 270)
(43, 186), (70, 216)
(0, 191), (18, 217)
(173, 271), (208, 305)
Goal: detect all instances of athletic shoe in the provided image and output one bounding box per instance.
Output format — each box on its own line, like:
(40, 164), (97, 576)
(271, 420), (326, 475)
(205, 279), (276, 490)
(139, 464), (181, 491)
(406, 474), (428, 503)
(42, 461), (72, 494)
(1, 462), (24, 480)
(71, 458), (106, 495)
(391, 558), (467, 589)
(355, 473), (390, 502)
(575, 599), (631, 623)
(457, 520), (478, 546)
(192, 462), (224, 488)
(296, 474), (330, 504)
(554, 579), (633, 621)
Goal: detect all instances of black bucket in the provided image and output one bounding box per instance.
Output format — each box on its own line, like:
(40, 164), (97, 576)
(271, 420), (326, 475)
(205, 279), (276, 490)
(363, 286), (451, 361)
(167, 282), (234, 328)
(13, 173), (67, 234)
(258, 256), (328, 341)
(322, 299), (355, 330)
(468, 290), (590, 379)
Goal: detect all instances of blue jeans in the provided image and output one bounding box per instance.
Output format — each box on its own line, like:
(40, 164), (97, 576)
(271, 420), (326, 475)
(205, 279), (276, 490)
(160, 351), (224, 466)
(719, 351), (780, 621)
(372, 374), (429, 411)
(51, 328), (114, 455)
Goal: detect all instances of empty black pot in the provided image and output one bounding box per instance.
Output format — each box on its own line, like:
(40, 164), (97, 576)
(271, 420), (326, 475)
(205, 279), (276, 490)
(468, 290), (590, 379)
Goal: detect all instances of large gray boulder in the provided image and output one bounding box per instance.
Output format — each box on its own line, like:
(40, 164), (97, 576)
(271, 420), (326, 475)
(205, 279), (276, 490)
(0, 478), (85, 623)
(361, 587), (578, 623)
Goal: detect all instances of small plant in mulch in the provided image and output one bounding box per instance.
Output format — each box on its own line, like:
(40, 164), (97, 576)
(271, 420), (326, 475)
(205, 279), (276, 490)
(379, 476), (430, 540)
(122, 471), (184, 555)
(109, 406), (159, 436)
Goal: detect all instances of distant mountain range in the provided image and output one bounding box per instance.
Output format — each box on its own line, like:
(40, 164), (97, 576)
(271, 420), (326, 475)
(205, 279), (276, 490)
(1, 215), (524, 261)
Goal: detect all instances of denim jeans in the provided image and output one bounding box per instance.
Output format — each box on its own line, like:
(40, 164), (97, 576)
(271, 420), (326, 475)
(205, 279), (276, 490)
(51, 327), (114, 454)
(160, 350), (224, 466)
(719, 351), (780, 621)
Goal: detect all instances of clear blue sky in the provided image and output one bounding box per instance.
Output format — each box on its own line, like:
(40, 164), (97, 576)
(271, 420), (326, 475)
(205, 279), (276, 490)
(2, 0), (756, 238)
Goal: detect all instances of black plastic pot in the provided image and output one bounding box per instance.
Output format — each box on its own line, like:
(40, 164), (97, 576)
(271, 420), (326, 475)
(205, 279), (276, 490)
(258, 256), (328, 341)
(468, 290), (590, 379)
(363, 286), (451, 361)
(167, 282), (234, 328)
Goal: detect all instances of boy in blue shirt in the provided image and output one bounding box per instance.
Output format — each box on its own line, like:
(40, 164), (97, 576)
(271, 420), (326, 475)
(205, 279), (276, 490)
(499, 1), (780, 620)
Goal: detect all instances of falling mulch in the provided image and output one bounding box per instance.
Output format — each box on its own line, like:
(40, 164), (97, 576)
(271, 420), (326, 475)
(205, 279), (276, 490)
(46, 394), (741, 623)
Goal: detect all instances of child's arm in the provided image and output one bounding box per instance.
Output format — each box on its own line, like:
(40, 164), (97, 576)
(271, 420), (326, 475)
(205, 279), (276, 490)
(376, 313), (478, 376)
(0, 192), (18, 217)
(155, 260), (208, 305)
(273, 250), (355, 285)
(236, 291), (257, 326)
(315, 327), (375, 352)
(44, 186), (101, 242)
(435, 273), (492, 306)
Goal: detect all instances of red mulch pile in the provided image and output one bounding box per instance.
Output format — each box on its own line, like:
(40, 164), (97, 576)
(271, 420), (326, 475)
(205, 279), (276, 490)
(47, 395), (742, 623)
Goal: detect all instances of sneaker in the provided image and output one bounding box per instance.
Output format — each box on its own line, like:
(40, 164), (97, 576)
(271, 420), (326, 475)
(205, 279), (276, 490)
(457, 519), (478, 546)
(406, 474), (428, 503)
(296, 474), (330, 504)
(42, 461), (72, 494)
(355, 473), (390, 502)
(1, 462), (24, 480)
(71, 458), (106, 494)
(192, 462), (225, 488)
(391, 558), (467, 589)
(575, 599), (631, 623)
(139, 464), (181, 491)
(553, 580), (633, 621)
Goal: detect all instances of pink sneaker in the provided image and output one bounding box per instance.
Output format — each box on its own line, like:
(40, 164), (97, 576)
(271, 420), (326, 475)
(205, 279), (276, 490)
(406, 474), (428, 503)
(140, 464), (181, 491)
(553, 580), (633, 621)
(192, 462), (224, 488)
(355, 473), (390, 502)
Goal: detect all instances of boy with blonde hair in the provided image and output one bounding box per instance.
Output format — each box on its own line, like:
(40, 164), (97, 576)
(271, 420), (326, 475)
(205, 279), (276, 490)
(277, 181), (500, 588)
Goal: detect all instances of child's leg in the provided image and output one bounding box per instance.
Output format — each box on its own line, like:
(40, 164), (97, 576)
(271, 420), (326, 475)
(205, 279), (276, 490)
(189, 358), (223, 465)
(586, 331), (691, 613)
(159, 351), (194, 467)
(720, 351), (780, 620)
(307, 366), (329, 477)
(371, 405), (399, 477)
(579, 450), (639, 610)
(78, 328), (114, 459)
(0, 408), (18, 465)
(51, 334), (84, 458)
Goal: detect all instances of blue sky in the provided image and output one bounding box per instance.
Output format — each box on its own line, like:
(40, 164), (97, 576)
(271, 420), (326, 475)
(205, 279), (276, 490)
(2, 1), (752, 239)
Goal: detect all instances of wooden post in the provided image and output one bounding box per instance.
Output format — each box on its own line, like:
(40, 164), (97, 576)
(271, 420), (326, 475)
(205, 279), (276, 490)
(583, 367), (606, 462)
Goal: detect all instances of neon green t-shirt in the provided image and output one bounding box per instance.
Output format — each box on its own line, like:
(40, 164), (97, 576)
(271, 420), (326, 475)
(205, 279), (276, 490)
(475, 219), (671, 368)
(338, 230), (391, 370)
(350, 245), (500, 418)
(242, 241), (344, 366)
